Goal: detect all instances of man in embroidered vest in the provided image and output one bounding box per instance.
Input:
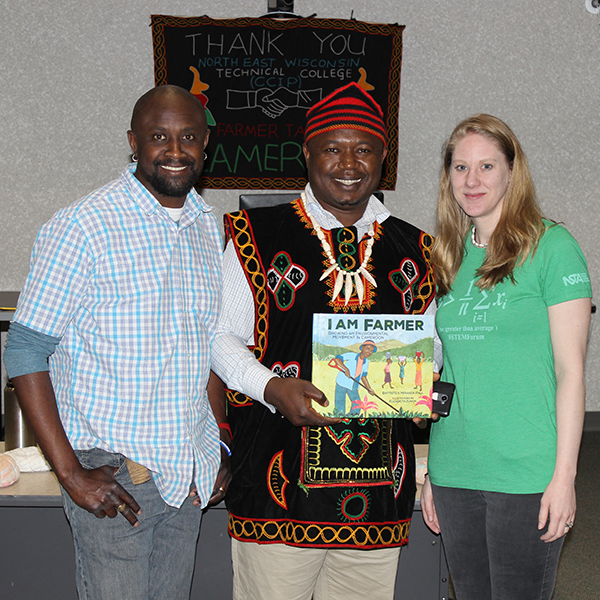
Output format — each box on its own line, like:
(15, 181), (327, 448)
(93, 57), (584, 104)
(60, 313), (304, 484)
(212, 82), (437, 600)
(4, 86), (228, 600)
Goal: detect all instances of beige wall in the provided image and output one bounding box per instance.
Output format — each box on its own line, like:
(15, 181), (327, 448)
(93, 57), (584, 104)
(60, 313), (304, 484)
(1, 0), (598, 407)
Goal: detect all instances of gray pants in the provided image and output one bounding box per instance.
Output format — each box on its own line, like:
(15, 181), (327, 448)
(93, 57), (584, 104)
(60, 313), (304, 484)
(432, 484), (564, 600)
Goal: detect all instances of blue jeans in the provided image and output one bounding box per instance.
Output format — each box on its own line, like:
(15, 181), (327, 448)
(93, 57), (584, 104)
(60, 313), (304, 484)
(431, 484), (564, 600)
(62, 449), (203, 600)
(334, 384), (360, 414)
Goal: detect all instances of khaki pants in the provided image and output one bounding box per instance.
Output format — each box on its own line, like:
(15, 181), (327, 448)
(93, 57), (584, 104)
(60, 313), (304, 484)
(232, 538), (401, 600)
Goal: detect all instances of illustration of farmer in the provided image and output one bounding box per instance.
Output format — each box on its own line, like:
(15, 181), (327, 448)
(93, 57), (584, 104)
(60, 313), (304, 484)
(414, 351), (424, 392)
(333, 340), (377, 414)
(383, 352), (394, 389)
(398, 355), (407, 385)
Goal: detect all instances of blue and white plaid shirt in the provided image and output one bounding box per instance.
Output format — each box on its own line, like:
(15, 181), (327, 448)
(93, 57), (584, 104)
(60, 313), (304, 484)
(14, 164), (223, 508)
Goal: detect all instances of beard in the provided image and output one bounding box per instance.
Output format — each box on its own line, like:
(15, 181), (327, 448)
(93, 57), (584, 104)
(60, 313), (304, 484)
(146, 160), (201, 198)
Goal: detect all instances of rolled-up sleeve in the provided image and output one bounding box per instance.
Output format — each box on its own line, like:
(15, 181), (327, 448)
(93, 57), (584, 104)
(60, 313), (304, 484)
(4, 322), (61, 379)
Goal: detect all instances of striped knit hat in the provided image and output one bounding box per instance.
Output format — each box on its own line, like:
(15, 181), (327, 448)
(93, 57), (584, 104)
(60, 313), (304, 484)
(304, 82), (387, 145)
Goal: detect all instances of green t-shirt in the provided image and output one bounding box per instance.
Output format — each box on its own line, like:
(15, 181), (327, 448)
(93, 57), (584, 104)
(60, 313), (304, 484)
(429, 222), (592, 493)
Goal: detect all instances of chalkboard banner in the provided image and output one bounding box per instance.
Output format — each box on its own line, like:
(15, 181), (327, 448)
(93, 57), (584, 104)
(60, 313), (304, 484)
(152, 15), (404, 190)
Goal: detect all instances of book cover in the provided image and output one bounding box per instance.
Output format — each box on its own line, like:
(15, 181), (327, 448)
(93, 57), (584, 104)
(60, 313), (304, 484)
(312, 313), (434, 418)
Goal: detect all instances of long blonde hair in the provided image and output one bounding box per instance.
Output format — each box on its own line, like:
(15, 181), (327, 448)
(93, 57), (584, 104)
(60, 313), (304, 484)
(433, 114), (545, 297)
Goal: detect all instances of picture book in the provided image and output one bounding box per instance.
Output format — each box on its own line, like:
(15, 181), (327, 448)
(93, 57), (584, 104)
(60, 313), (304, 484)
(312, 313), (434, 419)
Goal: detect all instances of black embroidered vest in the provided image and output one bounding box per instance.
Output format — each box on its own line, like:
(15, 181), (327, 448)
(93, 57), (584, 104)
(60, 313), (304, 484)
(224, 199), (434, 549)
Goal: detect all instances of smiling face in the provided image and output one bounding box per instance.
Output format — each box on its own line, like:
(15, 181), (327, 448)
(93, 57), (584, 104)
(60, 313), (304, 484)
(127, 90), (210, 208)
(360, 344), (375, 359)
(303, 128), (387, 226)
(450, 132), (512, 235)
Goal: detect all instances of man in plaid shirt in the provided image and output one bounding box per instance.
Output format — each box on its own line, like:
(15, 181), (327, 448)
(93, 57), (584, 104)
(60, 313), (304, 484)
(4, 85), (226, 600)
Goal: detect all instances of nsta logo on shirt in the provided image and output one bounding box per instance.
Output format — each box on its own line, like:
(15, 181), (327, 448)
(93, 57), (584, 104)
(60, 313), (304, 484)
(563, 273), (590, 286)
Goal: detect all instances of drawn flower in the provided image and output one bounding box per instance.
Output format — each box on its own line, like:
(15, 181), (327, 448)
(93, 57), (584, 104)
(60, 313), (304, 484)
(415, 387), (433, 410)
(351, 395), (379, 414)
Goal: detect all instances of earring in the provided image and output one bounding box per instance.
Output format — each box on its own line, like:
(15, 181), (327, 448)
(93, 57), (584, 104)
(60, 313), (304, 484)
(204, 152), (207, 160)
(132, 154), (138, 162)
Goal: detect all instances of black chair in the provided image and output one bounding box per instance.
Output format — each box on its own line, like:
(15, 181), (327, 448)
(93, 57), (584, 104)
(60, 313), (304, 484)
(239, 191), (384, 210)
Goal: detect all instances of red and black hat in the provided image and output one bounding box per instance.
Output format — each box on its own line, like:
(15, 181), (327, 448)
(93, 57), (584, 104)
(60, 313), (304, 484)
(304, 82), (387, 146)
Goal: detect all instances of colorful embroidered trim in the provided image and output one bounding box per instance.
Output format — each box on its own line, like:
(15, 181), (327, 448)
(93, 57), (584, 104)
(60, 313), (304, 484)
(226, 210), (269, 361)
(224, 210), (273, 409)
(412, 232), (435, 313)
(228, 513), (410, 548)
(271, 361), (301, 379)
(267, 450), (289, 510)
(225, 387), (254, 407)
(388, 232), (435, 314)
(337, 489), (370, 522)
(392, 443), (407, 499)
(389, 258), (419, 313)
(300, 421), (393, 488)
(267, 251), (308, 311)
(324, 419), (381, 464)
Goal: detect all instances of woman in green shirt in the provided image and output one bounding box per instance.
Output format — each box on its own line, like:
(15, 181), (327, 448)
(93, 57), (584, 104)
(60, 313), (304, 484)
(422, 114), (592, 600)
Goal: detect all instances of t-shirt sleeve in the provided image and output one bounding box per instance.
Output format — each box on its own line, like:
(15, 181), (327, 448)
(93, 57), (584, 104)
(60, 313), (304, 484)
(361, 360), (370, 377)
(537, 224), (592, 307)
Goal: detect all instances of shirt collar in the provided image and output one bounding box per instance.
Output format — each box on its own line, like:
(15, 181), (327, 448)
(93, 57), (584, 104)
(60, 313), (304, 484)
(123, 163), (215, 222)
(304, 183), (390, 235)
